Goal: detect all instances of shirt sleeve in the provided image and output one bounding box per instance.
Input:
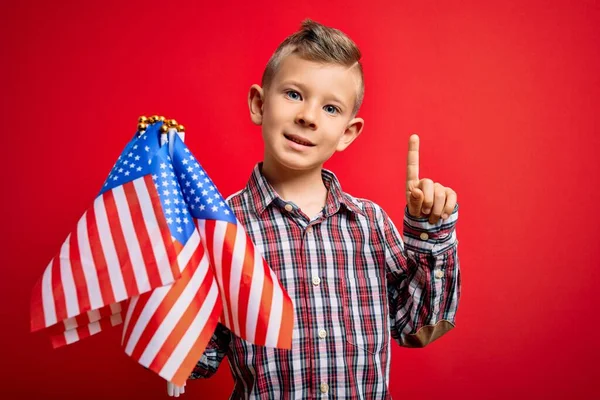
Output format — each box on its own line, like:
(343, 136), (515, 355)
(188, 323), (231, 379)
(383, 204), (460, 348)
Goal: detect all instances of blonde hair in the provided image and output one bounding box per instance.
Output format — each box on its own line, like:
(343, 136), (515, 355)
(261, 19), (364, 116)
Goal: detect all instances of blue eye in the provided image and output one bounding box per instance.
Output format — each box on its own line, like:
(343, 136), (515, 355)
(324, 105), (339, 115)
(286, 90), (302, 100)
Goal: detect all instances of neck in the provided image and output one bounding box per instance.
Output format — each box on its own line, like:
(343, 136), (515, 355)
(261, 159), (328, 209)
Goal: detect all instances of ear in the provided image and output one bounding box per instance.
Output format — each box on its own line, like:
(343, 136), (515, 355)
(336, 117), (364, 151)
(248, 84), (265, 125)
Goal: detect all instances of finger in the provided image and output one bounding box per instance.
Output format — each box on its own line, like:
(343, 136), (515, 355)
(419, 179), (434, 214)
(428, 183), (446, 224)
(407, 187), (424, 217)
(181, 383), (186, 394)
(167, 382), (174, 397)
(442, 189), (457, 219)
(406, 134), (420, 185)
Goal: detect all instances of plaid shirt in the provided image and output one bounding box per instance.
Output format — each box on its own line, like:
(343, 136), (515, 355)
(190, 163), (460, 399)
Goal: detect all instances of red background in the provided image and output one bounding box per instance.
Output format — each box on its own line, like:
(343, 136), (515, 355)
(2, 0), (599, 398)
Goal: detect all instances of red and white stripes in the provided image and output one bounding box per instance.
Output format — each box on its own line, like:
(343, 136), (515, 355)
(199, 219), (294, 350)
(30, 175), (181, 334)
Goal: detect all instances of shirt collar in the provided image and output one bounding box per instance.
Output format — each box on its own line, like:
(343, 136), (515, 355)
(246, 163), (365, 217)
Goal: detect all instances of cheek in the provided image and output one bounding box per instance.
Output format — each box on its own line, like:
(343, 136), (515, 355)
(265, 98), (297, 126)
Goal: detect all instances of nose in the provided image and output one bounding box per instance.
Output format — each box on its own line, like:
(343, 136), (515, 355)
(295, 104), (318, 130)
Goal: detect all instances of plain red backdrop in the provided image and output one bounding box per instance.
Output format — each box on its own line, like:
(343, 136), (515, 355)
(2, 0), (599, 398)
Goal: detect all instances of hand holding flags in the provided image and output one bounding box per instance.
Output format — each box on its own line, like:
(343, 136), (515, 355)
(30, 117), (294, 385)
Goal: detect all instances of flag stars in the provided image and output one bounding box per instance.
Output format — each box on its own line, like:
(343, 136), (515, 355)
(192, 173), (198, 180)
(160, 162), (167, 169)
(211, 205), (218, 212)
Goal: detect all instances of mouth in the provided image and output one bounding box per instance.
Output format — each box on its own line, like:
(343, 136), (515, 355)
(284, 134), (316, 147)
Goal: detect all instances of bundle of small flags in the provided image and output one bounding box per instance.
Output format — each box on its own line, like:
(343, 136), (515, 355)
(30, 116), (294, 385)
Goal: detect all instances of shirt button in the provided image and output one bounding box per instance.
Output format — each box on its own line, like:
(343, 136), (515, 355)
(312, 276), (321, 286)
(318, 329), (327, 339)
(420, 232), (429, 240)
(320, 383), (329, 394)
(435, 269), (444, 279)
(284, 204), (293, 212)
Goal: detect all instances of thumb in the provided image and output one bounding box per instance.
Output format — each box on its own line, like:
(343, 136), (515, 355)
(407, 188), (424, 217)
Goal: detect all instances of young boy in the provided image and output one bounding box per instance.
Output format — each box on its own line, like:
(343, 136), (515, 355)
(185, 19), (460, 398)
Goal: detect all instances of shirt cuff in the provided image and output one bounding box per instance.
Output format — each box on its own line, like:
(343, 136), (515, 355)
(403, 204), (458, 255)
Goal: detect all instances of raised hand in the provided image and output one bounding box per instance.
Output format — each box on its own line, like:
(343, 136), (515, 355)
(406, 134), (457, 224)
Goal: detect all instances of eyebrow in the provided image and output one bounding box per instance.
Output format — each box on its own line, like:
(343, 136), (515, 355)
(279, 80), (349, 108)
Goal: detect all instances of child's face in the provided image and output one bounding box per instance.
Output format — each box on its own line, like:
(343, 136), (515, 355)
(249, 54), (364, 172)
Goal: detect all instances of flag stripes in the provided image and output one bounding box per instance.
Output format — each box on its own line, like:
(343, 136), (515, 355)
(199, 219), (294, 349)
(31, 175), (181, 333)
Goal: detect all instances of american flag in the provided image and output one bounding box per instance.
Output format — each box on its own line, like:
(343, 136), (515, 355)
(30, 123), (183, 345)
(120, 132), (294, 385)
(31, 122), (294, 386)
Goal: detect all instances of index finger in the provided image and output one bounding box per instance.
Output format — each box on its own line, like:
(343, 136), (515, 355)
(407, 134), (420, 183)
